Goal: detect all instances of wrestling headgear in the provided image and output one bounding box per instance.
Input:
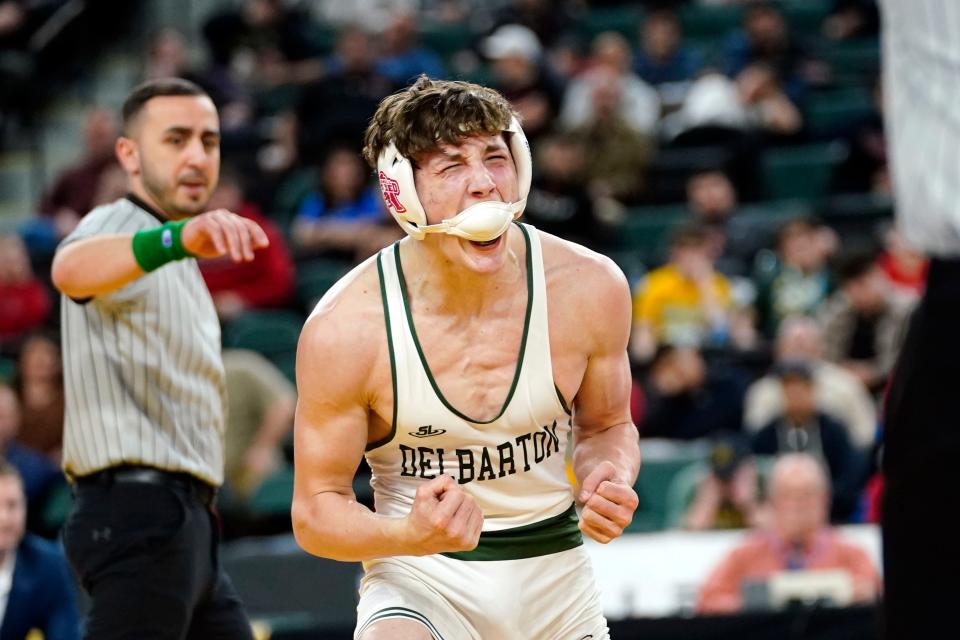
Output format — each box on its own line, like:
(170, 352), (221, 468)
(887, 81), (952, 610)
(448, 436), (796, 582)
(376, 117), (531, 242)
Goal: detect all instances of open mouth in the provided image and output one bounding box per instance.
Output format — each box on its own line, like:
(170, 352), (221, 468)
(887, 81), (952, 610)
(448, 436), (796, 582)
(469, 236), (502, 249)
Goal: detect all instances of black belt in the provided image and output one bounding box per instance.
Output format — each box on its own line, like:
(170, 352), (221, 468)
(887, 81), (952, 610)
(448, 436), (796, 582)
(76, 465), (217, 507)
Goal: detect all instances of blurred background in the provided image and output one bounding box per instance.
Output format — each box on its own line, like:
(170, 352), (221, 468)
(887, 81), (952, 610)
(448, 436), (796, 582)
(0, 0), (894, 638)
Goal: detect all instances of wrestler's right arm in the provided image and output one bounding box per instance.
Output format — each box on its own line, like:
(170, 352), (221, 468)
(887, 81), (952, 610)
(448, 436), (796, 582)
(291, 283), (482, 562)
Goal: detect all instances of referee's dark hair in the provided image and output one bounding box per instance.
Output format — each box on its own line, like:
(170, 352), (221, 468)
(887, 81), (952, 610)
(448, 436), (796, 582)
(121, 77), (209, 134)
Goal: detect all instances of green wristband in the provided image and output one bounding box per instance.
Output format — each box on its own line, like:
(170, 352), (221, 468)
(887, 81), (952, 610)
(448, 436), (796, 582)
(131, 220), (194, 272)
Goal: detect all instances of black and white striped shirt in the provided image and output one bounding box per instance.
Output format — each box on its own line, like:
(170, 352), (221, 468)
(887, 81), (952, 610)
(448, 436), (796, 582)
(59, 196), (226, 485)
(882, 0), (960, 256)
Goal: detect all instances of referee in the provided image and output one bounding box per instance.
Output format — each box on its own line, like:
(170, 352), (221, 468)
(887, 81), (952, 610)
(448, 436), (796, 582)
(880, 2), (960, 638)
(50, 78), (268, 639)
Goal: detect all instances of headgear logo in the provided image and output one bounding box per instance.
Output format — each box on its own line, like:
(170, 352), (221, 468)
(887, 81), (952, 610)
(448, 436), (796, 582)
(379, 171), (406, 214)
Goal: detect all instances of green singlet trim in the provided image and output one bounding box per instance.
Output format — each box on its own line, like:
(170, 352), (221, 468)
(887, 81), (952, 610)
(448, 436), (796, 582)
(367, 252), (400, 452)
(442, 503), (582, 561)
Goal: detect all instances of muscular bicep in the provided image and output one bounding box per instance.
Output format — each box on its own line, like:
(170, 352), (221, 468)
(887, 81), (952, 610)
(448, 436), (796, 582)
(572, 260), (634, 433)
(292, 315), (374, 508)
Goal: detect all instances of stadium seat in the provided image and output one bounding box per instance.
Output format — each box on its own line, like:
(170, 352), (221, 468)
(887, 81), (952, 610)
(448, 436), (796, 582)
(247, 464), (295, 518)
(577, 6), (644, 41)
(420, 22), (477, 59)
(805, 88), (874, 137)
(779, 0), (833, 38)
(295, 259), (351, 309)
(38, 478), (73, 533)
(247, 464), (373, 519)
(0, 356), (14, 382)
(629, 453), (707, 532)
(821, 38), (881, 87)
(678, 4), (744, 40)
(223, 310), (306, 383)
(761, 142), (849, 200)
(609, 205), (691, 266)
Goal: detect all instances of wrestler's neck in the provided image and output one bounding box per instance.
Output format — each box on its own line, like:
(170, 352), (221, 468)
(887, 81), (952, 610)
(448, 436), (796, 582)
(403, 231), (525, 314)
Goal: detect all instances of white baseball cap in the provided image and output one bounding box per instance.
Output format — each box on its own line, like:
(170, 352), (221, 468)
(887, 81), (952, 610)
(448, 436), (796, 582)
(482, 24), (542, 62)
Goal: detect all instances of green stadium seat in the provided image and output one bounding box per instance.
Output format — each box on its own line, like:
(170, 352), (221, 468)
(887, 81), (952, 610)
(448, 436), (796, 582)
(247, 464), (373, 519)
(821, 38), (881, 86)
(295, 259), (352, 309)
(223, 310), (305, 383)
(0, 356), (15, 383)
(577, 6), (645, 42)
(761, 142), (848, 200)
(629, 453), (707, 532)
(420, 22), (477, 58)
(779, 0), (833, 37)
(678, 4), (744, 40)
(608, 205), (691, 265)
(39, 479), (73, 533)
(247, 464), (294, 518)
(805, 88), (874, 137)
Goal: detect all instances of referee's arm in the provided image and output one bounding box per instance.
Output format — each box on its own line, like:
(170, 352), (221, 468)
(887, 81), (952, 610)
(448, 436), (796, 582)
(52, 233), (147, 299)
(52, 210), (268, 299)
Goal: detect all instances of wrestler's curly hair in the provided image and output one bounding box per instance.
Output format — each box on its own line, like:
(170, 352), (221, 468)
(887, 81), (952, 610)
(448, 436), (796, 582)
(362, 75), (517, 169)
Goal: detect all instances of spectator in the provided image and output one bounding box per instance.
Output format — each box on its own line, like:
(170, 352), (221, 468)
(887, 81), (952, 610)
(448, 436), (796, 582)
(559, 31), (660, 137)
(876, 224), (927, 301)
(754, 217), (834, 339)
(36, 107), (119, 229)
(698, 453), (881, 614)
(203, 0), (324, 91)
(633, 8), (703, 103)
(631, 225), (739, 362)
(683, 436), (763, 531)
(831, 79), (888, 195)
(490, 0), (574, 50)
(0, 461), (80, 640)
(752, 361), (865, 520)
(685, 169), (757, 276)
(638, 345), (747, 440)
(0, 383), (59, 509)
(565, 66), (655, 204)
(299, 25), (399, 157)
(291, 147), (398, 263)
(11, 332), (64, 461)
(222, 350), (296, 501)
(523, 133), (602, 248)
(822, 0), (880, 41)
(666, 66), (803, 142)
(819, 250), (915, 392)
(0, 236), (50, 347)
(482, 24), (564, 142)
(723, 3), (811, 103)
(744, 316), (878, 450)
(199, 167), (295, 320)
(143, 27), (190, 81)
(375, 10), (445, 84)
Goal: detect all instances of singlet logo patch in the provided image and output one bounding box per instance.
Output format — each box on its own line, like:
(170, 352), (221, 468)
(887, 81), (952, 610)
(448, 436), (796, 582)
(409, 425), (446, 438)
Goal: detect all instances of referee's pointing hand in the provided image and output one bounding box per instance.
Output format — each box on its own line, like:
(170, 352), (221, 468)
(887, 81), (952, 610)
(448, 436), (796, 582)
(182, 209), (270, 262)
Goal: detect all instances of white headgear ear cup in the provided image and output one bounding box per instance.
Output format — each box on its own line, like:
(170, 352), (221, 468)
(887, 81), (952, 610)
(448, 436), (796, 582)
(377, 142), (427, 239)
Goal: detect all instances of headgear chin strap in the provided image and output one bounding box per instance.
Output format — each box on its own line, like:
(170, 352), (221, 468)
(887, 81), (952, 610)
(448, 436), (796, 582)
(376, 117), (532, 241)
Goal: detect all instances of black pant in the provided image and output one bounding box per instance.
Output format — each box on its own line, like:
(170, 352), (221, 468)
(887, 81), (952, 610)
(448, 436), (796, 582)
(62, 471), (254, 640)
(882, 258), (960, 639)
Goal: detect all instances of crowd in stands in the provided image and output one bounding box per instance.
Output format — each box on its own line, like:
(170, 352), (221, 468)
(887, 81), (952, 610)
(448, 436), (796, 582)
(1, 0), (892, 621)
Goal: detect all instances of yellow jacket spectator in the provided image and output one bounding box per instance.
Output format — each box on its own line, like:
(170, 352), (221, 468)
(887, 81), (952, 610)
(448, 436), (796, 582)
(631, 225), (735, 361)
